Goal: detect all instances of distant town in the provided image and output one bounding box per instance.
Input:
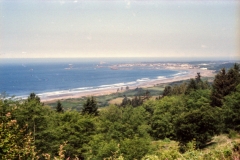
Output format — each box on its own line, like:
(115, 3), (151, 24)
(96, 61), (239, 71)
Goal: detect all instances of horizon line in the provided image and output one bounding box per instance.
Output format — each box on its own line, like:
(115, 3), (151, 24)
(1, 56), (238, 59)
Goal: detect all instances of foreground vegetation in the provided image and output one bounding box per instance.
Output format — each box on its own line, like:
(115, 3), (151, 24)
(1, 63), (240, 159)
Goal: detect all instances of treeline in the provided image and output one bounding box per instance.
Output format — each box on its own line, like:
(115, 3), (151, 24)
(1, 64), (240, 159)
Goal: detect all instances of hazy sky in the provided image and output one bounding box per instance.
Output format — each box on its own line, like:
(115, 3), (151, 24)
(1, 0), (239, 59)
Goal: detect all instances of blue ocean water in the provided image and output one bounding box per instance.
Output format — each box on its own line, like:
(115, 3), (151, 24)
(0, 59), (186, 99)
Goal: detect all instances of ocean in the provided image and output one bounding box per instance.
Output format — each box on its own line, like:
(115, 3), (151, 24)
(0, 58), (188, 99)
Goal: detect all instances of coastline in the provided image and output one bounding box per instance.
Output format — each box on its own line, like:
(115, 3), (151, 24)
(41, 68), (215, 103)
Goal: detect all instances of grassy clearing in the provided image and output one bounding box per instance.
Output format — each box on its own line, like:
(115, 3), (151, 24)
(108, 97), (124, 105)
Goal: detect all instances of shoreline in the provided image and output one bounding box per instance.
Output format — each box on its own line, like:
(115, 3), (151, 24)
(41, 68), (215, 103)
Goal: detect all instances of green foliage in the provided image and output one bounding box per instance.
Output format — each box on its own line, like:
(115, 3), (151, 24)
(162, 86), (172, 97)
(12, 96), (53, 155)
(211, 68), (228, 107)
(120, 137), (151, 160)
(131, 96), (143, 107)
(2, 63), (240, 159)
(53, 111), (96, 159)
(184, 89), (211, 109)
(82, 96), (98, 116)
(29, 110), (97, 159)
(223, 84), (240, 131)
(28, 92), (43, 106)
(92, 140), (120, 159)
(143, 135), (240, 160)
(56, 100), (64, 113)
(142, 100), (155, 118)
(151, 96), (186, 140)
(86, 105), (152, 159)
(185, 73), (210, 95)
(228, 130), (238, 139)
(0, 98), (18, 121)
(211, 64), (240, 107)
(97, 105), (150, 140)
(175, 106), (222, 149)
(0, 94), (97, 159)
(121, 90), (151, 107)
(162, 73), (210, 97)
(120, 95), (131, 107)
(0, 106), (37, 159)
(185, 78), (198, 94)
(162, 82), (188, 96)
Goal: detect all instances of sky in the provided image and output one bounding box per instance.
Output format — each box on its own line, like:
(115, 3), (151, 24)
(0, 0), (240, 60)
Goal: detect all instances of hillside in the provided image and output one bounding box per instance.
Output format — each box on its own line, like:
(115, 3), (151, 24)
(1, 63), (240, 159)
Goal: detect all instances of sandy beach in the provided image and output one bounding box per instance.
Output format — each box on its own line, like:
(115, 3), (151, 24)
(41, 68), (215, 103)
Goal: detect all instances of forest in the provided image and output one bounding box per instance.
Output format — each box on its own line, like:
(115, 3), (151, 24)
(1, 63), (240, 160)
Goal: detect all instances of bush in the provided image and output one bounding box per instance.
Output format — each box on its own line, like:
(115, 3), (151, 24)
(175, 106), (222, 149)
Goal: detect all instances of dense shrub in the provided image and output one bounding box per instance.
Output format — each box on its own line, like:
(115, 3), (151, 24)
(175, 106), (222, 149)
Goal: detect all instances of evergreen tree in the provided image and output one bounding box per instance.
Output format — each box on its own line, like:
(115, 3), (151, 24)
(131, 96), (143, 107)
(185, 78), (197, 94)
(210, 68), (227, 107)
(223, 84), (240, 131)
(185, 73), (210, 95)
(162, 83), (188, 96)
(195, 72), (209, 89)
(162, 86), (172, 97)
(202, 80), (210, 89)
(28, 92), (40, 102)
(82, 96), (98, 116)
(56, 100), (64, 113)
(144, 90), (151, 100)
(195, 72), (201, 84)
(27, 92), (43, 105)
(211, 64), (240, 107)
(225, 63), (240, 93)
(121, 95), (131, 107)
(127, 90), (150, 107)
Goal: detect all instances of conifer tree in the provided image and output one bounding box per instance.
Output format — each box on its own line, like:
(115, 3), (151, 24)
(28, 93), (40, 103)
(121, 95), (131, 107)
(223, 84), (240, 131)
(195, 72), (209, 89)
(131, 96), (143, 107)
(195, 72), (202, 84)
(211, 64), (240, 107)
(185, 78), (197, 94)
(162, 86), (172, 97)
(144, 90), (151, 100)
(56, 100), (64, 113)
(82, 96), (98, 116)
(210, 68), (227, 107)
(225, 63), (240, 94)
